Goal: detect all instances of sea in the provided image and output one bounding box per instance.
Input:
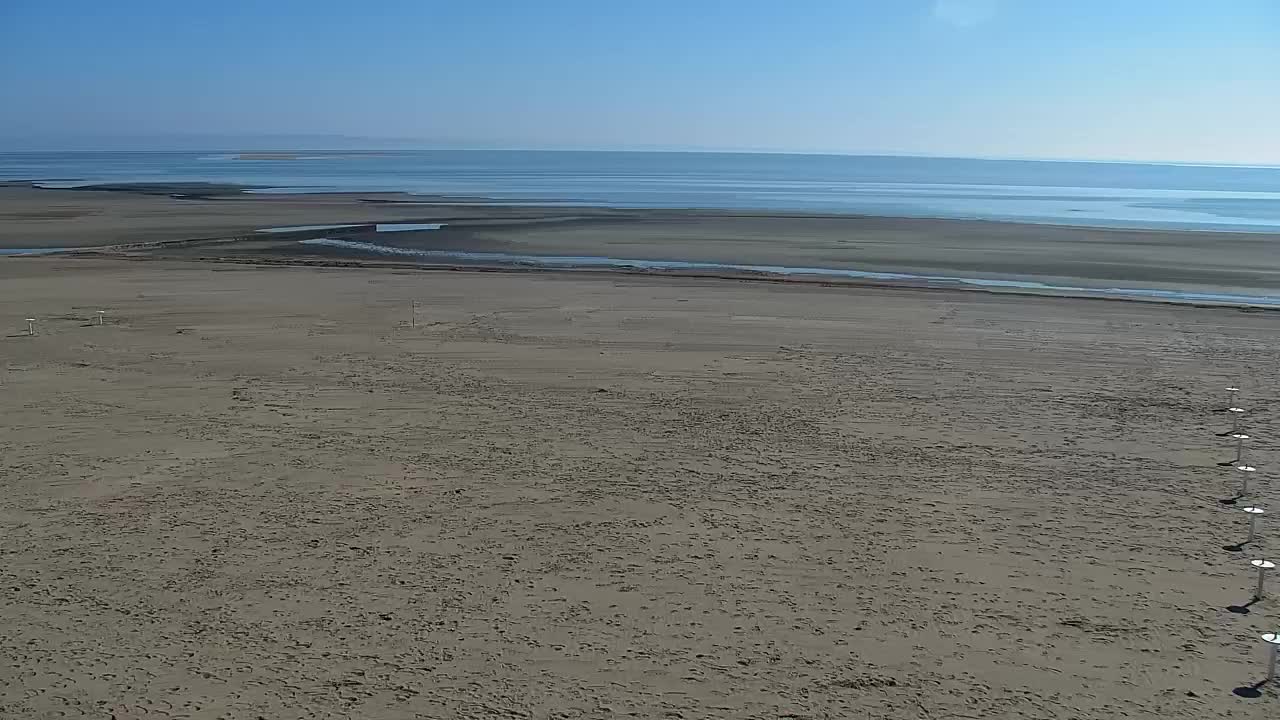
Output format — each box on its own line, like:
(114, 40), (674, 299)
(5, 150), (1280, 232)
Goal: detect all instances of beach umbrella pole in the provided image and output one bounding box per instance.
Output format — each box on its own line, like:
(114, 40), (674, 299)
(1254, 560), (1276, 600)
(1239, 465), (1257, 496)
(1245, 507), (1265, 543)
(1265, 634), (1280, 683)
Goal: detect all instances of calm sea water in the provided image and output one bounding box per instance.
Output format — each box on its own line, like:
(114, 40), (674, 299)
(4, 150), (1280, 231)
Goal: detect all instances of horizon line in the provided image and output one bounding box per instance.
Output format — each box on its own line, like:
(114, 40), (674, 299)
(0, 142), (1277, 169)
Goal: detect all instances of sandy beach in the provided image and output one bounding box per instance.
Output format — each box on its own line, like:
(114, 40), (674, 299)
(2, 257), (1279, 718)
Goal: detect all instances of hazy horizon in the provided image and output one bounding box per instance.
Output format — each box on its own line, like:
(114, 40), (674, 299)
(4, 140), (1280, 169)
(3, 1), (1278, 164)
(10, 144), (1280, 169)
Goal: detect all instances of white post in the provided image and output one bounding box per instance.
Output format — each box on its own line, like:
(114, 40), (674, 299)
(1229, 407), (1247, 434)
(1245, 507), (1266, 543)
(1233, 433), (1251, 464)
(1254, 560), (1276, 600)
(1238, 465), (1258, 496)
(96, 310), (105, 325)
(25, 318), (35, 336)
(1264, 633), (1280, 683)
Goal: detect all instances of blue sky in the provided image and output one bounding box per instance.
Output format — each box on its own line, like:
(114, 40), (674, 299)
(1, 0), (1277, 162)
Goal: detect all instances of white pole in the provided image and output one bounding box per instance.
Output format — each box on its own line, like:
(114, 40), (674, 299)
(1245, 507), (1266, 543)
(96, 310), (105, 325)
(1265, 633), (1280, 683)
(1238, 465), (1258, 496)
(25, 318), (35, 336)
(1229, 407), (1246, 434)
(1254, 560), (1276, 600)
(1233, 433), (1250, 464)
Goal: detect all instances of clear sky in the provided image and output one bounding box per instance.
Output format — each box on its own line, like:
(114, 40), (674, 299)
(1, 0), (1277, 163)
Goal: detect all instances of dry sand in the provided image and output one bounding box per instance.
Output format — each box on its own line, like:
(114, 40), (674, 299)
(2, 257), (1280, 718)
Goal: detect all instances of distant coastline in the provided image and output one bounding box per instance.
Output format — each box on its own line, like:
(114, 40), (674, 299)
(235, 152), (307, 160)
(232, 152), (394, 160)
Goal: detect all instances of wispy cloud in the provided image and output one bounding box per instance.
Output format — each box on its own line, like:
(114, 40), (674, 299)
(931, 0), (999, 29)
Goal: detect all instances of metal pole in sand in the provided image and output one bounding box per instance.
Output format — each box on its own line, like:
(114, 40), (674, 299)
(410, 301), (416, 328)
(1244, 507), (1266, 544)
(1228, 385), (1241, 409)
(1229, 407), (1247, 434)
(1264, 633), (1280, 683)
(25, 318), (35, 336)
(1254, 560), (1277, 600)
(96, 310), (105, 326)
(1238, 465), (1258, 496)
(1232, 433), (1251, 465)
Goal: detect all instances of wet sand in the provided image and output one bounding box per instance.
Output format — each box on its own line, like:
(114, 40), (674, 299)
(0, 184), (624, 249)
(4, 184), (1280, 300)
(1, 257), (1278, 718)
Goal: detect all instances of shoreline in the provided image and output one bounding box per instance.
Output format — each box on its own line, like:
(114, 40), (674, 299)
(7, 181), (1280, 309)
(32, 249), (1280, 313)
(9, 177), (1280, 235)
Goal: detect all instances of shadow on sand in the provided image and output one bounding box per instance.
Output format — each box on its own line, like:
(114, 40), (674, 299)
(1227, 597), (1260, 615)
(1232, 682), (1265, 698)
